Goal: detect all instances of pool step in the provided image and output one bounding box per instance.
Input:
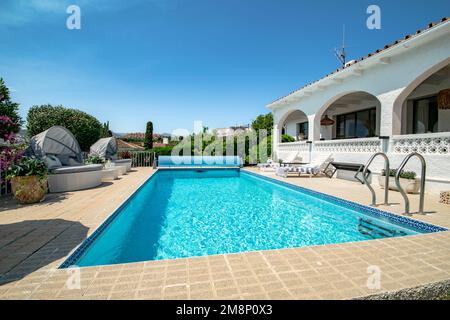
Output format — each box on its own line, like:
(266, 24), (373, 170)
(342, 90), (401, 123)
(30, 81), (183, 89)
(358, 218), (407, 239)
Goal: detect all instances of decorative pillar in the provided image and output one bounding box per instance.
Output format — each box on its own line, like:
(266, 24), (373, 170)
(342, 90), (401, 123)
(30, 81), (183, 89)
(272, 124), (279, 161)
(308, 114), (320, 141)
(377, 88), (404, 137)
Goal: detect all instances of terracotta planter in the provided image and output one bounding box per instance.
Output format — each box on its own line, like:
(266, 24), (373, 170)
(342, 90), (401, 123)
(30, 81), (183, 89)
(378, 175), (421, 194)
(11, 175), (48, 204)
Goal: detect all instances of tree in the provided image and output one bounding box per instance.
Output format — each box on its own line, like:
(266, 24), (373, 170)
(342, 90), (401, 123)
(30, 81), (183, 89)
(251, 113), (273, 134)
(0, 78), (22, 133)
(27, 104), (103, 151)
(144, 121), (153, 150)
(101, 121), (112, 138)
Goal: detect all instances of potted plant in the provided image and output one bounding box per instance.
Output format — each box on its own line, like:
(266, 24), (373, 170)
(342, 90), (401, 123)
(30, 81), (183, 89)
(86, 154), (105, 165)
(8, 157), (48, 204)
(378, 169), (420, 194)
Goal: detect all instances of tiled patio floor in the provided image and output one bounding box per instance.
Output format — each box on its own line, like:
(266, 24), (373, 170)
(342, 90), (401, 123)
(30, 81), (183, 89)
(1, 167), (449, 300)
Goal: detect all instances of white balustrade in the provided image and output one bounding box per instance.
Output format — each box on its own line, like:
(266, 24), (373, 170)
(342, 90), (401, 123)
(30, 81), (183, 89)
(313, 137), (382, 153)
(277, 141), (310, 153)
(390, 133), (450, 155)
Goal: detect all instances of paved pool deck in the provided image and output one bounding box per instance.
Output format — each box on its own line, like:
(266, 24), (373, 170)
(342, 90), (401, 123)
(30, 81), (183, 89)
(0, 167), (449, 300)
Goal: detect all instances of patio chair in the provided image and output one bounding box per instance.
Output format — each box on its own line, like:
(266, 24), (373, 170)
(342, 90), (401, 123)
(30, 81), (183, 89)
(26, 126), (104, 193)
(276, 154), (333, 178)
(278, 151), (303, 164)
(90, 137), (132, 172)
(48, 164), (104, 192)
(257, 159), (279, 172)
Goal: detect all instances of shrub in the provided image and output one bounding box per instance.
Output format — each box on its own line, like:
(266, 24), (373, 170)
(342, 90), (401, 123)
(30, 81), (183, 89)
(144, 121), (153, 150)
(0, 116), (18, 142)
(86, 154), (105, 165)
(7, 157), (48, 179)
(152, 146), (174, 156)
(27, 105), (103, 151)
(381, 169), (417, 180)
(282, 134), (295, 143)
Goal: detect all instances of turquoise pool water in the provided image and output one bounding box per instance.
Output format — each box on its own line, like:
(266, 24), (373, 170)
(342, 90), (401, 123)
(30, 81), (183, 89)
(64, 169), (444, 268)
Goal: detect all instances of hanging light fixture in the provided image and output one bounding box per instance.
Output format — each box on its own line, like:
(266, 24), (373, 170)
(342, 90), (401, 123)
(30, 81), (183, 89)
(320, 114), (335, 126)
(437, 89), (450, 110)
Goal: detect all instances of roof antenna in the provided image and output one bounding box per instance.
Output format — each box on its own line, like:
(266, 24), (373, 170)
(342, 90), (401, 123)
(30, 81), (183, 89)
(334, 24), (346, 67)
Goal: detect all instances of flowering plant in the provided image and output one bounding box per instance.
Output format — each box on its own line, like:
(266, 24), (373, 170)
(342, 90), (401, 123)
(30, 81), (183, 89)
(0, 116), (18, 143)
(0, 145), (24, 186)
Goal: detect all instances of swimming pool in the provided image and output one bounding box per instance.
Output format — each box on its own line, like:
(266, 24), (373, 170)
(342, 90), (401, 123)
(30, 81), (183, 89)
(61, 169), (446, 268)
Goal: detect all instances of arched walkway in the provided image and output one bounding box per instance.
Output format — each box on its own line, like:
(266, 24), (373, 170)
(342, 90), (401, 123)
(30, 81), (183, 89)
(276, 109), (309, 143)
(313, 91), (381, 141)
(392, 58), (450, 135)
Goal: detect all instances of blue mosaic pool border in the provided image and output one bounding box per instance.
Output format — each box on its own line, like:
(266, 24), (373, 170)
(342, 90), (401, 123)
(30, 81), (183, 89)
(243, 170), (447, 234)
(60, 168), (446, 269)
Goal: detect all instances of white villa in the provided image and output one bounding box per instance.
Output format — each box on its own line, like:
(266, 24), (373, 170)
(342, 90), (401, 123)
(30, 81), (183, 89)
(215, 125), (252, 138)
(269, 18), (450, 193)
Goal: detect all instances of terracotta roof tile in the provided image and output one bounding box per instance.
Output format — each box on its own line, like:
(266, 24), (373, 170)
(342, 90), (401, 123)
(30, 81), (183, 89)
(117, 139), (144, 150)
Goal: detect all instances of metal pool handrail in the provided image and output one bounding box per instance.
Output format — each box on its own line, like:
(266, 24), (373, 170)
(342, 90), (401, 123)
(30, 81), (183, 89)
(363, 152), (390, 207)
(395, 152), (426, 215)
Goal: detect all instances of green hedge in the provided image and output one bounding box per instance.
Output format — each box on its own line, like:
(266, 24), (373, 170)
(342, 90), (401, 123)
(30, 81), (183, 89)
(27, 104), (103, 151)
(282, 134), (295, 143)
(151, 146), (174, 156)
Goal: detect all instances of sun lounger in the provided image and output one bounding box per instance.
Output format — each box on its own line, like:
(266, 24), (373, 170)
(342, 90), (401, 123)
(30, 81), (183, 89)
(26, 126), (104, 193)
(112, 159), (132, 172)
(257, 159), (280, 172)
(48, 164), (104, 192)
(90, 137), (133, 172)
(276, 154), (333, 178)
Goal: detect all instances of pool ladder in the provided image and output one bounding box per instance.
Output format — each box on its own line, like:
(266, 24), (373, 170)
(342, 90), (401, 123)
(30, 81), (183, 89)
(395, 152), (426, 215)
(362, 152), (390, 207)
(362, 152), (426, 215)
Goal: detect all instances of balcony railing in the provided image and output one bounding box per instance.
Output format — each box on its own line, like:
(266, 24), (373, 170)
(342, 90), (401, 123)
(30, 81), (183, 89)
(312, 137), (382, 153)
(391, 132), (450, 155)
(277, 141), (310, 153)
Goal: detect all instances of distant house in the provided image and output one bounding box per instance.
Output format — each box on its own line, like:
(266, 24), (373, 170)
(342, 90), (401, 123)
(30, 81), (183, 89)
(122, 133), (145, 141)
(119, 132), (173, 149)
(215, 125), (251, 137)
(117, 139), (144, 151)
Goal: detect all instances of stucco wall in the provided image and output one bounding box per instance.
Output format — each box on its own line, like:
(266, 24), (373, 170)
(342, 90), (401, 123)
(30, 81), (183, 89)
(272, 24), (450, 195)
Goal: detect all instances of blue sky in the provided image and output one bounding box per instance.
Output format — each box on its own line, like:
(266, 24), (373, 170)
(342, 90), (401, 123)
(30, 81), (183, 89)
(1, 0), (449, 134)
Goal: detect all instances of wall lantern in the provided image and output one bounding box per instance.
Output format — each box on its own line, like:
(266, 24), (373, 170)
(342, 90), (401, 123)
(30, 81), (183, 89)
(320, 114), (335, 126)
(438, 89), (450, 110)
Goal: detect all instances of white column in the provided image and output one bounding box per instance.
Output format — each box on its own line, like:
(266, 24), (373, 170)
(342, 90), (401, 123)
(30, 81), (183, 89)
(377, 88), (404, 137)
(272, 125), (279, 161)
(308, 114), (320, 141)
